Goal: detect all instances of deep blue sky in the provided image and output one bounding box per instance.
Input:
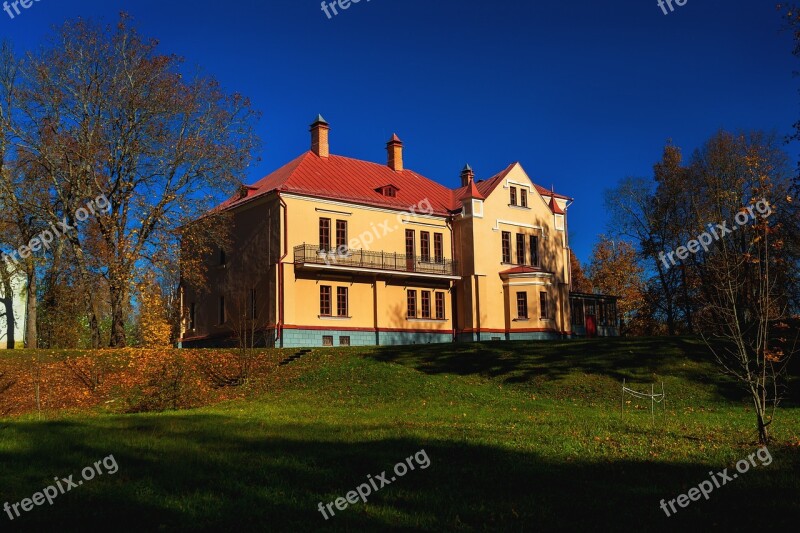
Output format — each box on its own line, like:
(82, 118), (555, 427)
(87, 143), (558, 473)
(1, 0), (796, 262)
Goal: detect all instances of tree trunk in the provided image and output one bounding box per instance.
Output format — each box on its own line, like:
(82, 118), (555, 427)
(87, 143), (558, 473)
(109, 284), (127, 347)
(24, 266), (36, 349)
(753, 395), (770, 444)
(679, 265), (693, 334)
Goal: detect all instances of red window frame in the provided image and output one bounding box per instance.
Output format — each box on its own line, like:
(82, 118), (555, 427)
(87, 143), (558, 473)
(434, 233), (443, 263)
(502, 232), (511, 263)
(319, 218), (331, 251)
(517, 292), (528, 319)
(420, 231), (430, 262)
(407, 290), (417, 318)
(336, 220), (347, 250)
(337, 287), (348, 317)
(320, 286), (332, 316)
(421, 291), (431, 319)
(435, 292), (445, 320)
(516, 233), (526, 265)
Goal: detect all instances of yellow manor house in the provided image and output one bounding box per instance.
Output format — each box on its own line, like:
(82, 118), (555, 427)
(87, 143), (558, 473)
(180, 116), (618, 348)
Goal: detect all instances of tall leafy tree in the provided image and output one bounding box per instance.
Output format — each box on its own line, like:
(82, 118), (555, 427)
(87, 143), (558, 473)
(587, 236), (644, 335)
(2, 15), (259, 346)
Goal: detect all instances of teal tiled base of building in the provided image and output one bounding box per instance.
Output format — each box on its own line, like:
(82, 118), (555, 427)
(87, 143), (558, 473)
(456, 331), (562, 342)
(279, 329), (452, 348)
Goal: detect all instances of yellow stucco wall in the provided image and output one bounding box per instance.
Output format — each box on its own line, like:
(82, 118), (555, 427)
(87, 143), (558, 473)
(282, 194), (454, 333)
(181, 164), (573, 345)
(453, 164), (571, 336)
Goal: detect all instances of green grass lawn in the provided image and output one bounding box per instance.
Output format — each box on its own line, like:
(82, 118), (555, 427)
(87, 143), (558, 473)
(1, 337), (799, 531)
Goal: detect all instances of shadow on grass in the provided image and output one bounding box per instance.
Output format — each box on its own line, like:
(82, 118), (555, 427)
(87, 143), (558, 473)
(1, 414), (798, 532)
(366, 337), (756, 402)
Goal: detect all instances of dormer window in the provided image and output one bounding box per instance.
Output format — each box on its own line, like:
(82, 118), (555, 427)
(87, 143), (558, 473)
(376, 185), (399, 197)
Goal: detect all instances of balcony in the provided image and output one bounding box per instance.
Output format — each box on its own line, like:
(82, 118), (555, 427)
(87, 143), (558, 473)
(293, 244), (459, 279)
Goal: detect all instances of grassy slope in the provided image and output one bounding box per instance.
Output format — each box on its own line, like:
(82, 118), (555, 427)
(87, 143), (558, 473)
(1, 337), (798, 531)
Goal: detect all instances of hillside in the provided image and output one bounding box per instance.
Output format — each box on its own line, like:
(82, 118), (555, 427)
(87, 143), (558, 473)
(1, 338), (798, 531)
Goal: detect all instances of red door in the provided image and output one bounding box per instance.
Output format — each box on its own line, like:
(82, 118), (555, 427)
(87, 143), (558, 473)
(586, 315), (597, 338)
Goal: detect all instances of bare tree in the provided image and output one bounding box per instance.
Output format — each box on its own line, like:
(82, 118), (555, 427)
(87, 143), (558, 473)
(690, 132), (796, 444)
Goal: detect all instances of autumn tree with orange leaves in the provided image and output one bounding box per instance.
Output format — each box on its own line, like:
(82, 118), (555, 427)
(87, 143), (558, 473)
(0, 14), (259, 347)
(608, 129), (798, 443)
(587, 236), (644, 335)
(569, 251), (593, 293)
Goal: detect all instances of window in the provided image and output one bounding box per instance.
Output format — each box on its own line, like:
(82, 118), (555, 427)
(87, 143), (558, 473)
(339, 336), (351, 346)
(420, 231), (430, 262)
(435, 292), (445, 320)
(405, 229), (415, 256)
(434, 233), (444, 263)
(421, 291), (431, 319)
(516, 233), (526, 265)
(320, 286), (332, 316)
(510, 187), (517, 206)
(555, 213), (565, 231)
(517, 292), (528, 319)
(405, 229), (415, 271)
(407, 290), (417, 318)
(219, 296), (225, 324)
(337, 287), (348, 317)
(571, 299), (585, 326)
(249, 289), (257, 320)
(540, 292), (549, 319)
(188, 302), (196, 331)
(219, 249), (226, 266)
(520, 188), (528, 207)
(502, 232), (511, 263)
(322, 335), (333, 346)
(530, 236), (539, 267)
(336, 220), (347, 250)
(377, 185), (397, 197)
(319, 218), (331, 251)
(472, 199), (484, 218)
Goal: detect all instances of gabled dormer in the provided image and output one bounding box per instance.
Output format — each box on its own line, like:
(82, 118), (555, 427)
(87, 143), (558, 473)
(375, 184), (399, 198)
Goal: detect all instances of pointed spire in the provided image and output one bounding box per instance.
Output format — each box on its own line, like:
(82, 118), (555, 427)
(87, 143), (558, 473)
(460, 164), (475, 187)
(310, 114), (330, 158)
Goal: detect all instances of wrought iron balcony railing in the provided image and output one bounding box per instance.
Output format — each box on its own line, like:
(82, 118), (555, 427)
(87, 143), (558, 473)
(293, 244), (458, 277)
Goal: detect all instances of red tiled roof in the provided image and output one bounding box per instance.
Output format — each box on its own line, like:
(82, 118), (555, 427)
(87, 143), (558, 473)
(549, 195), (565, 215)
(458, 180), (485, 201)
(218, 151), (458, 215)
(215, 153), (570, 216)
(474, 162), (573, 204)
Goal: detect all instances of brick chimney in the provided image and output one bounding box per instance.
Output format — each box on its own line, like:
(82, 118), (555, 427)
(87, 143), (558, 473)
(386, 134), (403, 172)
(310, 115), (330, 158)
(460, 164), (474, 187)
